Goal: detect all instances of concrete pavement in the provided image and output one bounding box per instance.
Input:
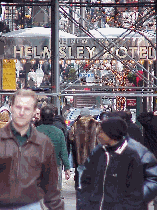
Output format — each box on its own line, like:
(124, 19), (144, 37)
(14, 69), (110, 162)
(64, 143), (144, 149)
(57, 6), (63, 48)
(62, 169), (76, 209)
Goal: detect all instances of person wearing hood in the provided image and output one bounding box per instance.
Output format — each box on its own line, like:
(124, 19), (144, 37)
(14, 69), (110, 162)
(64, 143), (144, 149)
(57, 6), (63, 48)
(36, 105), (70, 196)
(69, 107), (98, 189)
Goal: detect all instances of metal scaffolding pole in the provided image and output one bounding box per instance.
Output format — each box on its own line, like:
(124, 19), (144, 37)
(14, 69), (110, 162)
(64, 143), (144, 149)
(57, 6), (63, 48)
(51, 0), (60, 113)
(154, 0), (157, 110)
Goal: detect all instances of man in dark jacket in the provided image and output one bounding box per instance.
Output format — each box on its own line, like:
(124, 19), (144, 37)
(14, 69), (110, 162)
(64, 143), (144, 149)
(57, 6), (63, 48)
(137, 111), (157, 158)
(0, 89), (64, 210)
(77, 117), (157, 210)
(137, 110), (157, 209)
(125, 110), (144, 145)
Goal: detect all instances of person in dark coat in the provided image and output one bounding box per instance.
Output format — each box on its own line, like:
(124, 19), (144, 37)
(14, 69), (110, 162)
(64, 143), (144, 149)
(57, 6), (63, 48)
(50, 104), (68, 142)
(137, 111), (157, 159)
(118, 110), (144, 145)
(42, 59), (50, 75)
(77, 117), (157, 210)
(137, 110), (157, 210)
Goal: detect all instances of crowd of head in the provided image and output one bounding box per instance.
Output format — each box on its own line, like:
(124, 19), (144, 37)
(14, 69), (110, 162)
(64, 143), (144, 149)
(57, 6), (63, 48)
(0, 89), (157, 210)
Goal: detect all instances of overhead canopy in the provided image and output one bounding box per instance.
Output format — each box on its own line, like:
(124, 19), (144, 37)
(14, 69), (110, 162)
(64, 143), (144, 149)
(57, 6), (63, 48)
(2, 27), (78, 59)
(2, 27), (78, 38)
(89, 27), (155, 39)
(2, 27), (156, 60)
(3, 26), (153, 39)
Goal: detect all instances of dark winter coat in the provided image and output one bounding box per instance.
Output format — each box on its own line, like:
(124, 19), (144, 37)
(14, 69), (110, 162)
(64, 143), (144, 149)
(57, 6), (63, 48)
(77, 139), (157, 210)
(137, 112), (157, 158)
(128, 138), (157, 203)
(127, 121), (144, 145)
(53, 115), (68, 141)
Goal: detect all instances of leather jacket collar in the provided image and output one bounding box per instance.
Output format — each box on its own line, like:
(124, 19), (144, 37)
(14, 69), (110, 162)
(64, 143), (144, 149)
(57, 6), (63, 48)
(0, 121), (41, 146)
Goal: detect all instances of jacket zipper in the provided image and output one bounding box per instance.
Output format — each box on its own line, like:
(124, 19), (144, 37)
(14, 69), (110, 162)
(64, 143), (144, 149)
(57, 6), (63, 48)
(17, 141), (29, 177)
(99, 149), (110, 210)
(17, 146), (22, 177)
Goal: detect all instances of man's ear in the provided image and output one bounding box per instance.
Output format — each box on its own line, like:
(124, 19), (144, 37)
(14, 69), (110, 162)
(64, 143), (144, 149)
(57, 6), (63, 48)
(33, 108), (38, 116)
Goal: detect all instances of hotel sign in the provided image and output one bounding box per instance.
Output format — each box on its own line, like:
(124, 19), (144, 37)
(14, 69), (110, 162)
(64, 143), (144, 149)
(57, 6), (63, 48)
(3, 37), (156, 60)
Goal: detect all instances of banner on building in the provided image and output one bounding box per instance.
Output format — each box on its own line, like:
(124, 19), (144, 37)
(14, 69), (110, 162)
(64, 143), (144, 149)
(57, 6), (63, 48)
(2, 59), (16, 90)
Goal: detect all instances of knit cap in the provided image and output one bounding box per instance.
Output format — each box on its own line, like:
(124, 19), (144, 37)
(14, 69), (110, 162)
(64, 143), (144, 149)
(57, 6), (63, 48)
(101, 117), (128, 141)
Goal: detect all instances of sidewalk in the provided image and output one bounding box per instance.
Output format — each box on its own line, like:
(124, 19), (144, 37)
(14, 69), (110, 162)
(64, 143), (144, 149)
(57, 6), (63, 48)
(62, 169), (76, 210)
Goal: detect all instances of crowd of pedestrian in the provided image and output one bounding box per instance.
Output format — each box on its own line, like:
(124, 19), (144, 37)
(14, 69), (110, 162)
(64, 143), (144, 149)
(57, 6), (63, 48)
(0, 89), (157, 210)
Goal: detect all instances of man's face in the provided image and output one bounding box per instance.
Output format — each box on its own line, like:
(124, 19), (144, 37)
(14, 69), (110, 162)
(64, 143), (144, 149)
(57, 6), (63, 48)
(11, 96), (36, 130)
(97, 127), (111, 146)
(34, 108), (40, 121)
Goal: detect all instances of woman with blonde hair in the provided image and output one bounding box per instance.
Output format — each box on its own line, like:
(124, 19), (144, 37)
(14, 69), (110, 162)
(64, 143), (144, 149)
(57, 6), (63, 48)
(0, 107), (11, 128)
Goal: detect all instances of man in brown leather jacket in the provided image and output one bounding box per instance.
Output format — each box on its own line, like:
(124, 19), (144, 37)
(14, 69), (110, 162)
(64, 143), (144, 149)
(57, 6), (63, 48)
(0, 89), (64, 210)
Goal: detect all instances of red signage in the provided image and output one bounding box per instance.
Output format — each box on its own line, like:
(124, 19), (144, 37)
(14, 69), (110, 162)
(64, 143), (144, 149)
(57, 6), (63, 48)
(84, 88), (91, 91)
(126, 99), (136, 107)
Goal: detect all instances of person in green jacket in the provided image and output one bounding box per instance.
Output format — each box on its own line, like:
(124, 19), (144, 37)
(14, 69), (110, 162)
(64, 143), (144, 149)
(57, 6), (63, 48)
(36, 105), (70, 194)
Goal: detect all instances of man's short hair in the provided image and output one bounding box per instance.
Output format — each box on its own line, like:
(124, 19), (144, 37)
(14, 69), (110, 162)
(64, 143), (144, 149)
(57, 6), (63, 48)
(40, 105), (54, 124)
(11, 89), (38, 109)
(50, 104), (58, 116)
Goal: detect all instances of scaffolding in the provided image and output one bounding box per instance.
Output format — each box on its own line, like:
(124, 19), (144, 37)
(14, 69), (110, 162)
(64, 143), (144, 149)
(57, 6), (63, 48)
(0, 0), (156, 112)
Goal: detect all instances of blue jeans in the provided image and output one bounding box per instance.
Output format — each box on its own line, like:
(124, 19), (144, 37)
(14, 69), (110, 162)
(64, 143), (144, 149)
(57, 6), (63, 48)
(68, 150), (73, 169)
(57, 165), (62, 191)
(16, 202), (42, 210)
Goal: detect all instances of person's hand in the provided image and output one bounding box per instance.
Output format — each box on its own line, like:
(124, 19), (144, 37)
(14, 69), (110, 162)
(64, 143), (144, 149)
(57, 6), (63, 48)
(154, 111), (157, 116)
(65, 170), (71, 180)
